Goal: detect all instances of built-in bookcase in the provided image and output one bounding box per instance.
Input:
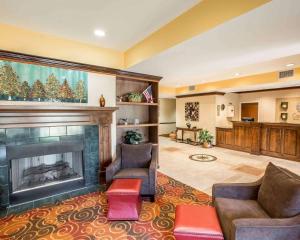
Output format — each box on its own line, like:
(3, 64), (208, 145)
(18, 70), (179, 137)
(116, 77), (159, 145)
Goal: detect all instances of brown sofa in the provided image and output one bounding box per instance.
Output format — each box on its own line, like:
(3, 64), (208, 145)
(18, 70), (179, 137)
(212, 162), (300, 240)
(106, 143), (157, 201)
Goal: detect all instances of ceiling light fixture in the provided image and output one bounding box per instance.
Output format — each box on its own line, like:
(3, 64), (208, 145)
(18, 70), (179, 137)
(94, 29), (106, 37)
(234, 73), (240, 76)
(285, 63), (294, 67)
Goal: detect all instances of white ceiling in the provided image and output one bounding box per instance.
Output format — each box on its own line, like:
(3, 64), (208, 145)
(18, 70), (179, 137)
(0, 0), (199, 50)
(129, 0), (300, 87)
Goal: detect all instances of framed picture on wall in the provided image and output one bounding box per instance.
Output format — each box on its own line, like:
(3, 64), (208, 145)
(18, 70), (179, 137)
(185, 102), (199, 121)
(0, 59), (88, 103)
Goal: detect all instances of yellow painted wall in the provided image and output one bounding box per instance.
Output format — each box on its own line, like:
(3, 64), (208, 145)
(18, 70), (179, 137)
(176, 68), (300, 95)
(159, 98), (176, 135)
(0, 23), (124, 69)
(159, 85), (176, 98)
(125, 0), (270, 68)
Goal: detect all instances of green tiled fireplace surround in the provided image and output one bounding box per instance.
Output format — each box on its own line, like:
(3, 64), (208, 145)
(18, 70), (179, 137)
(0, 125), (100, 217)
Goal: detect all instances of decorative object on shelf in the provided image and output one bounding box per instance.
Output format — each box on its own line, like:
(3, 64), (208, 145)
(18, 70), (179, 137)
(199, 129), (214, 148)
(123, 130), (143, 144)
(221, 104), (225, 111)
(127, 92), (143, 103)
(280, 112), (288, 121)
(99, 94), (105, 107)
(133, 118), (140, 125)
(192, 126), (197, 129)
(0, 59), (88, 103)
(116, 95), (124, 102)
(142, 85), (153, 103)
(281, 102), (288, 111)
(185, 102), (199, 121)
(119, 118), (128, 125)
(186, 121), (191, 129)
(189, 154), (217, 162)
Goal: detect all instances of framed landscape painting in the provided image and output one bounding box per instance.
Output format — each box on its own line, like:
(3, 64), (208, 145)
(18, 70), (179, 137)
(0, 60), (88, 103)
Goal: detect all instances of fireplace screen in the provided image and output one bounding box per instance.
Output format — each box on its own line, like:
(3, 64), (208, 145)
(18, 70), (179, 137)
(11, 151), (83, 193)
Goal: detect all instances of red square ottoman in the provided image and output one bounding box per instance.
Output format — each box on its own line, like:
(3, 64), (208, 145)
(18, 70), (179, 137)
(107, 178), (142, 220)
(174, 205), (224, 240)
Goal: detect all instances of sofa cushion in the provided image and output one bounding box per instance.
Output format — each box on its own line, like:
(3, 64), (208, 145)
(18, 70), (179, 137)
(121, 143), (152, 168)
(215, 198), (269, 240)
(258, 162), (300, 218)
(113, 168), (149, 195)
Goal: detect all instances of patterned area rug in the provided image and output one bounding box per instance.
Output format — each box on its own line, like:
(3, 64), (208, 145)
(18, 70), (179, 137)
(0, 172), (211, 240)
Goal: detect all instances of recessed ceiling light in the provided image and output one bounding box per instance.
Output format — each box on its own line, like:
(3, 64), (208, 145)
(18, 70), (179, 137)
(94, 29), (106, 37)
(234, 73), (240, 76)
(286, 63), (294, 67)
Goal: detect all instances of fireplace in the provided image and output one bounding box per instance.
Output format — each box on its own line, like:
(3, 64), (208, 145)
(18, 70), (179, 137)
(0, 105), (116, 217)
(7, 140), (85, 204)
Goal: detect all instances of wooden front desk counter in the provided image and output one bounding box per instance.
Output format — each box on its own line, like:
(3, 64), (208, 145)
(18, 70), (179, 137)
(216, 121), (300, 162)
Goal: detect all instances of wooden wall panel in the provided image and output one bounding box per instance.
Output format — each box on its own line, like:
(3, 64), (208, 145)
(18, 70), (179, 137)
(269, 128), (282, 153)
(282, 129), (297, 156)
(225, 130), (233, 145)
(260, 127), (268, 151)
(234, 126), (244, 147)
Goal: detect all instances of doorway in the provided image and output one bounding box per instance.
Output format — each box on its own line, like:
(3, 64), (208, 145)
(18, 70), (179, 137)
(241, 102), (258, 121)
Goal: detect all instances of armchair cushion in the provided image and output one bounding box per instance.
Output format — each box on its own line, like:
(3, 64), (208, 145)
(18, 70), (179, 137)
(231, 215), (300, 240)
(113, 168), (149, 195)
(121, 143), (152, 168)
(214, 198), (269, 240)
(258, 162), (300, 218)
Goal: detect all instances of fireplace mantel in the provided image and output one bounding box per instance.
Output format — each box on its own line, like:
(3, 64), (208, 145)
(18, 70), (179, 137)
(0, 105), (118, 183)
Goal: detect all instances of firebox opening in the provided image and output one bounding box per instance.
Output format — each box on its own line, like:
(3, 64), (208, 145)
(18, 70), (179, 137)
(7, 139), (85, 205)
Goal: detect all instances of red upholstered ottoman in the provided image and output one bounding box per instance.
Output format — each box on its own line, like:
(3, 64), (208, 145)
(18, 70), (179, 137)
(174, 205), (224, 240)
(107, 178), (142, 220)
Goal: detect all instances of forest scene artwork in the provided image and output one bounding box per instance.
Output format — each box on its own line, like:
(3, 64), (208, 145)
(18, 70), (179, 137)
(0, 60), (88, 103)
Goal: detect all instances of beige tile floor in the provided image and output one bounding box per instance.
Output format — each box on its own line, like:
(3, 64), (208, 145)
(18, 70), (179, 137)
(158, 137), (300, 195)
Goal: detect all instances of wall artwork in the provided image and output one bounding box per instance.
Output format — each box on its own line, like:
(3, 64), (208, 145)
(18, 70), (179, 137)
(185, 102), (199, 121)
(0, 60), (88, 103)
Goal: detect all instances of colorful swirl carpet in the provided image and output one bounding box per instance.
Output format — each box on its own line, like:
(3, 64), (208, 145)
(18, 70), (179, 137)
(0, 172), (211, 240)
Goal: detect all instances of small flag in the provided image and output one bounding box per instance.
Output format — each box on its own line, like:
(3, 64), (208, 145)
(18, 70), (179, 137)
(142, 85), (153, 103)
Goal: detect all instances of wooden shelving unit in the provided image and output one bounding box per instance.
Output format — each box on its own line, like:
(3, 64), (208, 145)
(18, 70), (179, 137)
(116, 76), (160, 146)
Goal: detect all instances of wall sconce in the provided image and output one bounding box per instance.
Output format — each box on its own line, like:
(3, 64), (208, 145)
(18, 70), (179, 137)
(280, 113), (288, 121)
(280, 102), (288, 111)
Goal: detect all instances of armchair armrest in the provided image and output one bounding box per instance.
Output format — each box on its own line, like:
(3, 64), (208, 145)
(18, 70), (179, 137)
(149, 145), (158, 195)
(106, 157), (121, 186)
(231, 215), (300, 240)
(212, 178), (262, 203)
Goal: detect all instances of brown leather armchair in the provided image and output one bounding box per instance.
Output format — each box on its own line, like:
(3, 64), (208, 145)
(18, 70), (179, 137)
(212, 163), (300, 240)
(106, 143), (157, 201)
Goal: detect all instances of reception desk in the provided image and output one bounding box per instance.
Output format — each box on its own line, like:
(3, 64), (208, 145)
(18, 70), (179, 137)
(216, 121), (300, 162)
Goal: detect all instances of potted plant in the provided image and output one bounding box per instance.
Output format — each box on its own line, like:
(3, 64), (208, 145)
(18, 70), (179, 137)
(199, 129), (214, 148)
(127, 92), (143, 102)
(124, 130), (143, 144)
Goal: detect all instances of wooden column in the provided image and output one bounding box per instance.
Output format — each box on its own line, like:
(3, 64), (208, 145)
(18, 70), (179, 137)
(99, 124), (112, 184)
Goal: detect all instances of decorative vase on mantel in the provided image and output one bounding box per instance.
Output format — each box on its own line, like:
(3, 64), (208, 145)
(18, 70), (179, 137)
(99, 94), (106, 107)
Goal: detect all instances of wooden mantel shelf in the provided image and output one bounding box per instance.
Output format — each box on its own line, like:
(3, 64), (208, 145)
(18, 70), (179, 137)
(0, 104), (118, 183)
(0, 105), (118, 112)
